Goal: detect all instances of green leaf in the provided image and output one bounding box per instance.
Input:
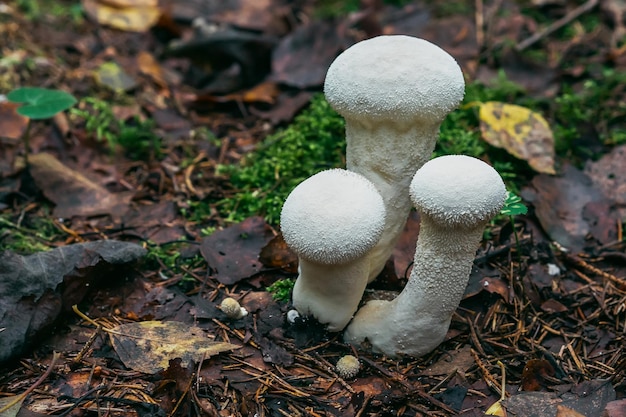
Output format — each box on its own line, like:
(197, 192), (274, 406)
(500, 191), (528, 216)
(7, 87), (77, 119)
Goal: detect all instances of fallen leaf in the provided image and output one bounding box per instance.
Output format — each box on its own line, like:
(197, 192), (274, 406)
(94, 61), (138, 92)
(521, 163), (619, 252)
(0, 240), (146, 363)
(479, 101), (556, 174)
(109, 321), (239, 373)
(521, 359), (555, 391)
(0, 102), (29, 140)
(584, 144), (626, 220)
(136, 51), (167, 88)
(29, 152), (132, 219)
(82, 0), (161, 32)
(0, 395), (24, 417)
(503, 379), (615, 417)
(200, 217), (275, 284)
(603, 398), (626, 417)
(556, 405), (587, 417)
(259, 233), (298, 273)
(271, 20), (344, 88)
(420, 345), (474, 376)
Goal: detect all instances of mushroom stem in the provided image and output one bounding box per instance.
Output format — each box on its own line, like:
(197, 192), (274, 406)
(345, 121), (441, 280)
(293, 257), (370, 332)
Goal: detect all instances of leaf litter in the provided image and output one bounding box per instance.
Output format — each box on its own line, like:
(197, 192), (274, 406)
(0, 0), (625, 416)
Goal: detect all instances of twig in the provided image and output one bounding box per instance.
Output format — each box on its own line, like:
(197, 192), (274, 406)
(516, 0), (599, 51)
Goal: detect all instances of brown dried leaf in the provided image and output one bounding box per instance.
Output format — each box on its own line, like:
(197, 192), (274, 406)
(259, 233), (298, 273)
(521, 359), (555, 391)
(200, 217), (275, 284)
(29, 153), (132, 219)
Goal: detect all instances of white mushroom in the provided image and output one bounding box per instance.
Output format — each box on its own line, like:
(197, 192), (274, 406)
(280, 169), (386, 331)
(324, 35), (465, 282)
(219, 297), (248, 320)
(343, 155), (506, 357)
(336, 355), (360, 379)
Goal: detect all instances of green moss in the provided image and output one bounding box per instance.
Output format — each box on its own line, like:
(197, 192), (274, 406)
(0, 214), (59, 254)
(216, 94), (345, 224)
(267, 278), (295, 301)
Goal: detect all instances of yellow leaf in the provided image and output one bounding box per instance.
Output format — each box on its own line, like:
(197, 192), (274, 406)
(485, 400), (507, 416)
(82, 0), (161, 32)
(479, 101), (556, 175)
(109, 321), (239, 374)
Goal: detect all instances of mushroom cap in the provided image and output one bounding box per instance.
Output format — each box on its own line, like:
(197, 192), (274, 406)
(324, 35), (465, 124)
(410, 155), (507, 227)
(280, 169), (386, 264)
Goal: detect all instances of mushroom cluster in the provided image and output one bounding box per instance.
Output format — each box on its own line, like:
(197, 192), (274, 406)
(279, 35), (505, 358)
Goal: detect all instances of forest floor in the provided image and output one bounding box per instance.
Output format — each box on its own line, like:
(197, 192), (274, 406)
(1, 0), (626, 416)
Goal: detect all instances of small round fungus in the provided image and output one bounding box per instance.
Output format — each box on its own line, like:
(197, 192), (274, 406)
(219, 297), (248, 320)
(336, 355), (360, 379)
(280, 169), (386, 331)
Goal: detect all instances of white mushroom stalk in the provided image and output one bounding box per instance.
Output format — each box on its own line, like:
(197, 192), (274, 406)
(324, 35), (465, 281)
(280, 169), (386, 331)
(343, 155), (507, 357)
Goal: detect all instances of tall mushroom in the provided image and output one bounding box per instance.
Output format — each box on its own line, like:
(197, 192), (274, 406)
(343, 155), (507, 357)
(324, 35), (465, 281)
(280, 169), (386, 331)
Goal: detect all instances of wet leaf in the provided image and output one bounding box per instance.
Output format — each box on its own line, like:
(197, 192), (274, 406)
(479, 101), (556, 174)
(29, 152), (132, 219)
(7, 87), (76, 120)
(109, 321), (239, 374)
(200, 217), (275, 284)
(82, 0), (161, 32)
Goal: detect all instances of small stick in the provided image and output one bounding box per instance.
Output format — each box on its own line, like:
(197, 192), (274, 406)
(516, 0), (599, 51)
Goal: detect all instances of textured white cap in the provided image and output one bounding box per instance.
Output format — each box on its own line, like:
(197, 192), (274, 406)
(280, 169), (386, 264)
(410, 155), (507, 227)
(324, 35), (465, 124)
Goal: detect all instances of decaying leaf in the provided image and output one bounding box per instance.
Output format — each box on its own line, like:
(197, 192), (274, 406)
(0, 240), (146, 363)
(259, 233), (298, 273)
(479, 101), (556, 174)
(94, 62), (138, 92)
(109, 321), (239, 374)
(200, 216), (275, 284)
(82, 0), (161, 32)
(29, 152), (132, 219)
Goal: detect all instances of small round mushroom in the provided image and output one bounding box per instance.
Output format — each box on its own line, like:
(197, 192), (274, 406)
(280, 169), (386, 331)
(219, 297), (248, 320)
(344, 155), (507, 357)
(324, 35), (465, 282)
(336, 355), (360, 379)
